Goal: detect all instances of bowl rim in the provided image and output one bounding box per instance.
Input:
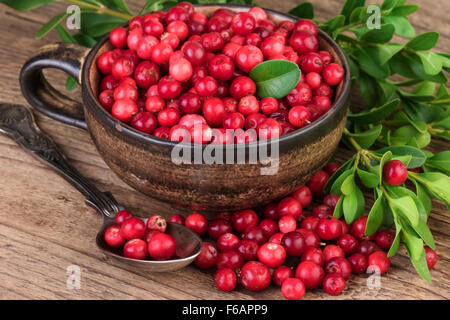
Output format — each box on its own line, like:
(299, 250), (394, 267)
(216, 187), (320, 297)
(82, 3), (351, 150)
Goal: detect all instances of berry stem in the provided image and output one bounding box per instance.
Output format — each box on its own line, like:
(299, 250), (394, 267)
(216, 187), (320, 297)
(343, 128), (363, 152)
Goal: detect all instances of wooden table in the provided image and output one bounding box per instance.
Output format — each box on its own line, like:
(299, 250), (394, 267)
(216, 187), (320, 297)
(0, 0), (448, 300)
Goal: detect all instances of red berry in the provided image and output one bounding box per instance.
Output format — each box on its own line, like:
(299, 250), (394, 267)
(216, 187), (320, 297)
(194, 242), (217, 269)
(230, 76), (256, 99)
(323, 195), (340, 209)
(114, 210), (133, 226)
(425, 246), (438, 269)
(134, 61), (160, 88)
(127, 28), (144, 51)
(235, 45), (263, 73)
(151, 43), (173, 65)
(307, 170), (329, 196)
(312, 95), (332, 114)
(294, 19), (319, 36)
(179, 114), (207, 130)
(136, 35), (159, 60)
(158, 76), (181, 100)
(348, 253), (368, 274)
(145, 96), (165, 113)
(337, 234), (359, 255)
(238, 95), (259, 116)
(300, 216), (319, 231)
(257, 242), (286, 268)
(164, 6), (189, 24)
(244, 226), (267, 246)
(146, 214), (167, 233)
(237, 239), (259, 261)
(153, 126), (170, 140)
(301, 247), (324, 267)
(297, 228), (320, 248)
(240, 261), (271, 292)
(375, 230), (395, 251)
(203, 97), (226, 127)
(259, 219), (279, 238)
(305, 72), (322, 90)
(109, 27), (128, 48)
(281, 278), (305, 300)
(278, 197), (303, 219)
(273, 266), (293, 286)
(120, 217), (146, 240)
(208, 54), (235, 81)
(264, 202), (278, 220)
(185, 212), (208, 236)
(295, 261), (324, 289)
(104, 225), (126, 247)
(324, 162), (340, 176)
(324, 257), (352, 279)
(281, 231), (305, 256)
(157, 107), (180, 127)
(201, 32), (224, 51)
(288, 105), (311, 128)
(323, 244), (345, 261)
(231, 209), (259, 234)
(195, 76), (218, 97)
(259, 97), (279, 115)
(319, 51), (333, 65)
(383, 160), (408, 186)
(317, 216), (342, 241)
(322, 274), (346, 296)
(131, 112), (157, 134)
(214, 268), (237, 292)
(261, 36), (285, 58)
(278, 215), (297, 233)
(143, 20), (164, 37)
(168, 214), (185, 225)
(167, 20), (189, 41)
(123, 239), (148, 260)
(169, 57), (193, 82)
(208, 219), (232, 240)
(245, 113), (266, 130)
(312, 204), (332, 218)
(292, 185), (312, 207)
(144, 230), (161, 243)
(179, 92), (202, 114)
(289, 30), (318, 54)
(112, 98), (138, 122)
(217, 233), (240, 252)
(367, 251), (390, 274)
(322, 63), (345, 86)
(357, 240), (380, 258)
(351, 216), (376, 240)
(97, 51), (118, 75)
(148, 233), (176, 260)
(231, 12), (256, 35)
(216, 250), (244, 270)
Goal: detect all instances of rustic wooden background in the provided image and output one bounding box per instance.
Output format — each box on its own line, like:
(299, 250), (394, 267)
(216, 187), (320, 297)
(0, 0), (448, 300)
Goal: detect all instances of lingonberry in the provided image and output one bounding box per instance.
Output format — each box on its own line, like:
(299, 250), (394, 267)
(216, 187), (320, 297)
(259, 219), (279, 238)
(351, 216), (376, 240)
(278, 20), (295, 32)
(129, 16), (143, 30)
(104, 225), (126, 248)
(164, 6), (189, 24)
(190, 123), (213, 144)
(322, 63), (345, 86)
(217, 233), (240, 252)
(114, 84), (138, 102)
(238, 95), (259, 116)
(322, 274), (346, 296)
(136, 35), (159, 60)
(207, 16), (228, 33)
(208, 54), (235, 81)
(318, 51), (333, 65)
(161, 32), (180, 49)
(375, 230), (395, 251)
(215, 213), (232, 221)
(288, 105), (311, 128)
(158, 76), (182, 100)
(99, 90), (114, 110)
(195, 76), (218, 97)
(425, 246), (437, 269)
(286, 83), (312, 107)
(300, 52), (323, 73)
(291, 185), (312, 207)
(301, 247), (324, 266)
(289, 30), (318, 54)
(317, 216), (342, 241)
(194, 242), (217, 269)
(230, 76), (256, 99)
(201, 32), (224, 51)
(348, 253), (367, 274)
(147, 214), (167, 233)
(307, 170), (330, 196)
(112, 56), (135, 80)
(313, 83), (333, 98)
(148, 233), (176, 260)
(120, 217), (146, 240)
(203, 97), (226, 127)
(153, 126), (170, 140)
(257, 243), (286, 268)
(100, 75), (119, 91)
(297, 228), (320, 248)
(167, 21), (189, 41)
(294, 19), (319, 36)
(222, 112), (245, 130)
(295, 261), (324, 289)
(281, 278), (305, 300)
(323, 195), (340, 209)
(123, 239), (148, 260)
(260, 36), (285, 58)
(208, 219), (232, 240)
(144, 230), (161, 243)
(277, 197), (303, 219)
(235, 45), (264, 73)
(150, 43), (173, 65)
(259, 97), (278, 115)
(231, 12), (256, 35)
(231, 209), (259, 234)
(214, 268), (237, 292)
(126, 27), (144, 51)
(337, 234), (359, 255)
(115, 210), (133, 226)
(269, 232), (284, 245)
(177, 2), (194, 15)
(237, 239), (259, 261)
(305, 72), (322, 90)
(143, 20), (164, 38)
(244, 113), (267, 130)
(248, 7), (268, 22)
(216, 250), (244, 270)
(279, 215), (297, 234)
(157, 107), (180, 127)
(325, 257), (352, 280)
(168, 214), (185, 225)
(273, 266), (293, 287)
(135, 61), (160, 89)
(312, 95), (332, 114)
(244, 226), (267, 246)
(169, 57), (193, 82)
(312, 204), (332, 219)
(281, 231), (305, 256)
(367, 251), (390, 274)
(145, 96), (165, 113)
(178, 92), (201, 114)
(323, 244), (345, 261)
(324, 162), (340, 176)
(263, 202), (278, 220)
(185, 212), (208, 236)
(357, 240), (380, 258)
(300, 216), (319, 231)
(383, 160), (408, 186)
(179, 114), (207, 130)
(109, 27), (128, 48)
(245, 32), (262, 47)
(240, 261), (271, 292)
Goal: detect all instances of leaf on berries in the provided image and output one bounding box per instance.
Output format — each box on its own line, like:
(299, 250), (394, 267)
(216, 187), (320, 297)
(357, 168), (380, 188)
(374, 145), (426, 169)
(365, 194), (384, 236)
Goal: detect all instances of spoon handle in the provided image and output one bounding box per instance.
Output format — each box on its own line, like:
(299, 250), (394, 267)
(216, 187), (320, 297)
(0, 103), (120, 218)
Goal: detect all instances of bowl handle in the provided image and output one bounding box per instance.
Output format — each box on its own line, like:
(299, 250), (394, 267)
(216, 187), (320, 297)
(20, 42), (90, 130)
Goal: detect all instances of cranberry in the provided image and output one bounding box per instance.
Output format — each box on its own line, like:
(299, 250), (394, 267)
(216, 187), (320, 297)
(104, 225), (126, 247)
(261, 36), (285, 58)
(231, 209), (259, 234)
(264, 202), (278, 220)
(123, 239), (148, 260)
(169, 57), (193, 82)
(248, 7), (268, 22)
(322, 63), (345, 86)
(129, 17), (142, 30)
(98, 90), (114, 110)
(167, 21), (188, 40)
(115, 210), (132, 226)
(288, 105), (311, 128)
(109, 27), (128, 48)
(208, 219), (232, 240)
(294, 19), (319, 36)
(279, 215), (297, 233)
(237, 95), (259, 116)
(307, 170), (329, 196)
(216, 250), (244, 270)
(259, 219), (279, 238)
(323, 244), (345, 261)
(126, 28), (144, 51)
(112, 56), (135, 80)
(317, 216), (342, 240)
(151, 43), (173, 65)
(143, 20), (164, 37)
(368, 251), (390, 274)
(322, 274), (346, 296)
(259, 97), (278, 115)
(195, 76), (218, 97)
(223, 112), (245, 130)
(214, 268), (237, 292)
(179, 114), (207, 130)
(114, 84), (137, 102)
(158, 76), (181, 99)
(131, 112), (157, 134)
(235, 45), (264, 73)
(269, 232), (284, 245)
(164, 6), (189, 24)
(325, 257), (352, 279)
(203, 97), (226, 127)
(314, 83), (333, 98)
(201, 32), (224, 51)
(100, 75), (118, 91)
(300, 216), (319, 231)
(273, 266), (293, 286)
(289, 30), (318, 54)
(230, 76), (256, 99)
(301, 247), (324, 266)
(179, 92), (201, 114)
(146, 214), (167, 233)
(245, 33), (262, 47)
(185, 212), (208, 236)
(207, 54), (235, 81)
(300, 52), (323, 73)
(148, 233), (176, 260)
(295, 261), (324, 289)
(347, 253), (367, 274)
(97, 51), (118, 75)
(136, 35), (159, 60)
(286, 83), (312, 106)
(425, 246), (438, 269)
(375, 230), (395, 250)
(157, 107), (180, 127)
(337, 234), (359, 255)
(231, 12), (256, 35)
(281, 231), (305, 256)
(311, 205), (331, 219)
(257, 243), (286, 268)
(245, 113), (266, 130)
(282, 278), (305, 300)
(243, 226), (266, 246)
(305, 72), (322, 90)
(291, 185), (312, 207)
(297, 228), (320, 248)
(168, 214), (185, 225)
(153, 126), (170, 140)
(217, 233), (240, 252)
(383, 160), (408, 186)
(237, 239), (259, 261)
(145, 96), (165, 113)
(351, 216), (376, 240)
(357, 240), (380, 257)
(312, 95), (332, 114)
(323, 195), (340, 209)
(195, 242), (217, 269)
(144, 230), (161, 243)
(240, 261), (271, 292)
(120, 217), (146, 240)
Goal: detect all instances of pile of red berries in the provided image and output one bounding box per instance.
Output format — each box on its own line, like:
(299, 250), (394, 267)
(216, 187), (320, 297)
(96, 3), (345, 144)
(104, 211), (177, 260)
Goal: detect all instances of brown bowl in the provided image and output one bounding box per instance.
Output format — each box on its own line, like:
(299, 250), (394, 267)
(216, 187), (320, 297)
(20, 4), (350, 213)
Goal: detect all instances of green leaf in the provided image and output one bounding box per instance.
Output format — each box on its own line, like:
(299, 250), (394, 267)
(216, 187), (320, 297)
(382, 15), (415, 38)
(381, 0), (397, 11)
(358, 72), (378, 106)
(330, 169), (354, 195)
(348, 99), (399, 125)
(342, 186), (365, 224)
(413, 180), (432, 216)
(288, 1), (314, 19)
(411, 81), (436, 96)
(341, 174), (355, 195)
(333, 195), (344, 219)
(112, 0), (133, 15)
(36, 12), (69, 39)
(249, 60), (300, 99)
(325, 157), (355, 194)
(358, 23), (395, 43)
(377, 43), (404, 65)
(388, 196), (420, 227)
(426, 151), (450, 174)
(365, 194), (384, 236)
(417, 52), (443, 75)
(406, 32), (440, 51)
(56, 24), (76, 43)
(347, 125), (383, 149)
(402, 230), (432, 283)
(357, 47), (390, 79)
(340, 0), (365, 22)
(73, 33), (97, 48)
(80, 13), (126, 38)
(409, 172), (450, 208)
(320, 15), (345, 36)
(387, 216), (402, 257)
(0, 0), (53, 10)
(66, 76), (78, 91)
(391, 4), (419, 16)
(389, 125), (430, 149)
(357, 168), (380, 188)
(379, 151), (393, 182)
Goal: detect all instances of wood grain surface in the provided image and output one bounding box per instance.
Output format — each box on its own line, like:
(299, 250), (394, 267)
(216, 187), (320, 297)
(0, 0), (449, 300)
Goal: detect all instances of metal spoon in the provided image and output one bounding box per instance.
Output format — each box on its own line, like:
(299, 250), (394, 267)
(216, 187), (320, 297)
(0, 103), (202, 272)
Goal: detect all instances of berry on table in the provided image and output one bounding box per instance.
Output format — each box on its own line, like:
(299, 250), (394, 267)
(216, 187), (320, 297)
(214, 268), (237, 292)
(281, 278), (305, 300)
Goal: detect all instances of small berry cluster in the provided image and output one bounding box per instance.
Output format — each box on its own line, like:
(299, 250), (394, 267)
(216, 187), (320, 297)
(96, 3), (345, 144)
(104, 211), (177, 260)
